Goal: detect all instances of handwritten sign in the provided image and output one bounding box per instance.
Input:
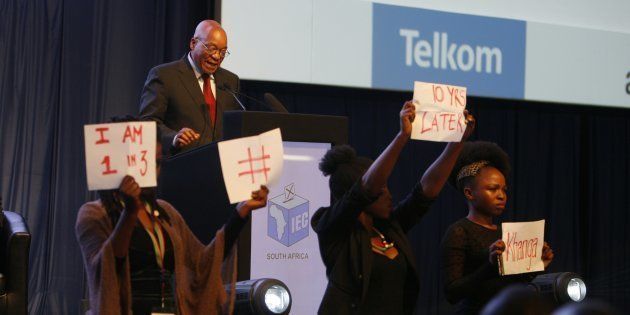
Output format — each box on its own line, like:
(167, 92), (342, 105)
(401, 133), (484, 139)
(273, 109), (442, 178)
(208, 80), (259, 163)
(84, 121), (157, 191)
(218, 128), (284, 203)
(411, 81), (467, 142)
(499, 220), (545, 275)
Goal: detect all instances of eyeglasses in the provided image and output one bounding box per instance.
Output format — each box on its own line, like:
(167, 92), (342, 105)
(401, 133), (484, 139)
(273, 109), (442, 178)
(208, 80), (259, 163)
(196, 38), (230, 58)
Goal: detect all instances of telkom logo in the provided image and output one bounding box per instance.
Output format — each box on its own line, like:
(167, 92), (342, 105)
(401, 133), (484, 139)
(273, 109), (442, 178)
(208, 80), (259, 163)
(399, 29), (503, 74)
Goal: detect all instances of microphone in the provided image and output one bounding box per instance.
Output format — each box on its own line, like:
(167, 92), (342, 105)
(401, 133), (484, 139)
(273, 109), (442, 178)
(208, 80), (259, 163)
(263, 93), (289, 113)
(218, 84), (247, 111)
(219, 84), (288, 113)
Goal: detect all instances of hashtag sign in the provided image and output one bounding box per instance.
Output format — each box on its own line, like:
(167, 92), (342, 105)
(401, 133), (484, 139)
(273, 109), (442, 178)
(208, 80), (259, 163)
(237, 145), (271, 184)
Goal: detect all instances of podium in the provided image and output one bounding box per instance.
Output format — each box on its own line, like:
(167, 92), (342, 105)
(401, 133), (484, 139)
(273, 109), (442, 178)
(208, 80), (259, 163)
(158, 111), (347, 278)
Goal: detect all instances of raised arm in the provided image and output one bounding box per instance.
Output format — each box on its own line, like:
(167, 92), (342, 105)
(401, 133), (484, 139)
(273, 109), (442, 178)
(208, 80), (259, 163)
(361, 101), (415, 195)
(420, 110), (475, 199)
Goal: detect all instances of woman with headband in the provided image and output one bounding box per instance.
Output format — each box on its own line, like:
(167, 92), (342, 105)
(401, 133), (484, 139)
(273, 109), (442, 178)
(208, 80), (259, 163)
(311, 101), (474, 315)
(440, 141), (554, 314)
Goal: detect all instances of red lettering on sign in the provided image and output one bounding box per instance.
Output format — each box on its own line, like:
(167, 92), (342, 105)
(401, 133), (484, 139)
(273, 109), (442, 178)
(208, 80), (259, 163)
(447, 86), (455, 106)
(122, 125), (143, 144)
(101, 156), (117, 175)
(237, 146), (271, 184)
(457, 113), (465, 132)
(432, 85), (444, 103)
(447, 113), (456, 130)
(446, 86), (466, 107)
(122, 126), (134, 143)
(127, 154), (136, 167)
(440, 113), (450, 128)
(133, 125), (143, 145)
(95, 127), (110, 144)
(420, 112), (431, 134)
(505, 232), (540, 271)
(430, 114), (439, 131)
(458, 89), (467, 107)
(419, 112), (466, 136)
(139, 150), (148, 176)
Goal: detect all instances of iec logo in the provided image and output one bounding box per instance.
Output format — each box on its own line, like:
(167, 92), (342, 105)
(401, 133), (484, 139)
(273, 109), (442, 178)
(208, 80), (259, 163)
(267, 183), (310, 247)
(372, 4), (525, 99)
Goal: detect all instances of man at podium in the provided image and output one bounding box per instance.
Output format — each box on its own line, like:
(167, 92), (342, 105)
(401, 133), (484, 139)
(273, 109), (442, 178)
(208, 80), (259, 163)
(140, 19), (242, 155)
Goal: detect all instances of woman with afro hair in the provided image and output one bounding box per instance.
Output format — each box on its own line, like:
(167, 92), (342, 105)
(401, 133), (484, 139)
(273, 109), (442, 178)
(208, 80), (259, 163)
(440, 141), (554, 314)
(311, 101), (475, 315)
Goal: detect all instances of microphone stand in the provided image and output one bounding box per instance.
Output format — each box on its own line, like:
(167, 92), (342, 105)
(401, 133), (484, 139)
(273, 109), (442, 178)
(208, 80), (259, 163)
(218, 84), (247, 111)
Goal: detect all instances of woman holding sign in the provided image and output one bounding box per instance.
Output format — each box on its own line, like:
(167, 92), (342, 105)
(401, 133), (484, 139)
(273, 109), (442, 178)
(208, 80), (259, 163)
(76, 119), (268, 315)
(311, 101), (474, 315)
(440, 141), (554, 314)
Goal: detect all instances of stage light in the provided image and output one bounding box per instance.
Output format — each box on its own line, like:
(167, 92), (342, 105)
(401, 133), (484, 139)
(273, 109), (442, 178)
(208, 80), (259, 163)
(231, 278), (291, 315)
(529, 272), (587, 304)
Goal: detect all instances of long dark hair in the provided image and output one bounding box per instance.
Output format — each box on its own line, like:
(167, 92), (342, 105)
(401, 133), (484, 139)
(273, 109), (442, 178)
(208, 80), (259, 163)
(98, 188), (170, 227)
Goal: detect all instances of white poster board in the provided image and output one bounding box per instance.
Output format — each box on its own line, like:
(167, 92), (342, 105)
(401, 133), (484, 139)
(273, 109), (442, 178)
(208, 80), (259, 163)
(218, 128), (284, 203)
(500, 220), (545, 275)
(84, 121), (157, 191)
(411, 81), (467, 142)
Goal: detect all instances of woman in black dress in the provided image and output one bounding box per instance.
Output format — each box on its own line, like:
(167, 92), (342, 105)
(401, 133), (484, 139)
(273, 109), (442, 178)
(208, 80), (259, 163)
(440, 141), (554, 314)
(311, 101), (475, 315)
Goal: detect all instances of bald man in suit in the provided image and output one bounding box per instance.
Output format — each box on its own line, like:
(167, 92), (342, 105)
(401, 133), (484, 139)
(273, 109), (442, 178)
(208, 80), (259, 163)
(140, 20), (241, 155)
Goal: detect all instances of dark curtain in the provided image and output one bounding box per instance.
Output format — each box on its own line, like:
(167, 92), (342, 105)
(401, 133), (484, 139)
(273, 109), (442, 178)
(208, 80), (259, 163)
(1, 1), (629, 314)
(1, 0), (214, 313)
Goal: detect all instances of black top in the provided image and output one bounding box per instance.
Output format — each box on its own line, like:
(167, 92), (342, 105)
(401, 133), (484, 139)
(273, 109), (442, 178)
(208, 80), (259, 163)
(362, 224), (407, 315)
(311, 181), (434, 315)
(129, 222), (175, 285)
(440, 218), (535, 315)
(127, 210), (247, 315)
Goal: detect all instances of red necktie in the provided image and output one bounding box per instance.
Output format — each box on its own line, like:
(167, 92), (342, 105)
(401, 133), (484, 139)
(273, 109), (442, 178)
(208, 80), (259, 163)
(202, 74), (216, 124)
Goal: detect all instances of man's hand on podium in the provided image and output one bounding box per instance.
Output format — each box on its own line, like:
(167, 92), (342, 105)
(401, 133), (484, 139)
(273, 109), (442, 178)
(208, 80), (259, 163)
(173, 127), (200, 148)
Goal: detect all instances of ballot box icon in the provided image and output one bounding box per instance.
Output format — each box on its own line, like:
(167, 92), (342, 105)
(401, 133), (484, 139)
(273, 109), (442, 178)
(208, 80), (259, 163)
(267, 184), (309, 247)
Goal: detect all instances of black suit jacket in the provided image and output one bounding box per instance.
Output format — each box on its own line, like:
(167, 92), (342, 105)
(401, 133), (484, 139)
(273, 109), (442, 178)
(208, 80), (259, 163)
(311, 181), (434, 315)
(139, 56), (241, 154)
